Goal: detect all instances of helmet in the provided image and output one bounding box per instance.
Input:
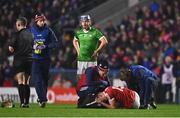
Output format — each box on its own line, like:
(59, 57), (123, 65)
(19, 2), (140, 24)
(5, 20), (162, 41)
(80, 15), (91, 21)
(35, 13), (46, 22)
(98, 60), (109, 71)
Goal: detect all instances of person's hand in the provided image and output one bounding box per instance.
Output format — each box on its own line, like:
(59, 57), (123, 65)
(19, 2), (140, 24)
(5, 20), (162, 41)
(37, 45), (46, 50)
(91, 50), (98, 58)
(8, 46), (14, 53)
(77, 50), (80, 56)
(95, 97), (102, 103)
(33, 44), (46, 50)
(100, 80), (108, 86)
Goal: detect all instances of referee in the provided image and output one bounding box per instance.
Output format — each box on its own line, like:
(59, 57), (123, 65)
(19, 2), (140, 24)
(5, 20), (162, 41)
(8, 17), (33, 108)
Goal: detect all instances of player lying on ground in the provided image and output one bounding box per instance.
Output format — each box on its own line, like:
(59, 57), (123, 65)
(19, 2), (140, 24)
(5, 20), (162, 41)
(95, 86), (140, 109)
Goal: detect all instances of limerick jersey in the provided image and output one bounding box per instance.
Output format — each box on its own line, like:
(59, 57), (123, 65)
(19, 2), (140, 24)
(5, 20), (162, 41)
(75, 27), (104, 61)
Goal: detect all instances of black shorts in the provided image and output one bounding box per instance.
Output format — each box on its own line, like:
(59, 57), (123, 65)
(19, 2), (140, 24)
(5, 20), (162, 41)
(13, 59), (32, 76)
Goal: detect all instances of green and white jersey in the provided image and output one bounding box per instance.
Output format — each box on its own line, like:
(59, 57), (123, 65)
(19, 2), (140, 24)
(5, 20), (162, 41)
(75, 27), (104, 61)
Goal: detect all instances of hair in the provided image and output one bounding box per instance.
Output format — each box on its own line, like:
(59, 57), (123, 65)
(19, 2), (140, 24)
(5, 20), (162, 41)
(16, 17), (27, 26)
(120, 68), (128, 73)
(119, 68), (131, 80)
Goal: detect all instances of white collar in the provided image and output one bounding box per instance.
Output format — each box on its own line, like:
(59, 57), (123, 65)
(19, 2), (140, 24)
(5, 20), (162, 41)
(83, 27), (91, 33)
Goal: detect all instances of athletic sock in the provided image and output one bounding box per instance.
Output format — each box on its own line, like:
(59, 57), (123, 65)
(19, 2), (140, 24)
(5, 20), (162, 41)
(24, 85), (30, 105)
(18, 84), (24, 104)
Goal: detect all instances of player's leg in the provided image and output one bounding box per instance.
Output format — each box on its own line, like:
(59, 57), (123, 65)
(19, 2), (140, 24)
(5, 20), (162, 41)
(77, 90), (88, 108)
(15, 72), (25, 107)
(23, 60), (32, 107)
(77, 93), (99, 108)
(77, 61), (85, 81)
(32, 60), (44, 106)
(13, 59), (27, 107)
(39, 59), (50, 107)
(139, 79), (145, 107)
(149, 79), (158, 109)
(132, 92), (140, 109)
(23, 74), (30, 107)
(77, 61), (97, 81)
(143, 77), (157, 109)
(87, 61), (97, 68)
(143, 78), (152, 109)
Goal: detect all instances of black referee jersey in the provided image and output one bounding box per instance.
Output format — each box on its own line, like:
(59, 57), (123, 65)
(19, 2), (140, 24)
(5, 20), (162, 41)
(9, 28), (33, 60)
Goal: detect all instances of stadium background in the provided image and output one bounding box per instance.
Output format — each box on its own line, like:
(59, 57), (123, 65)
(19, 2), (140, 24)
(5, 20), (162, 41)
(0, 0), (180, 105)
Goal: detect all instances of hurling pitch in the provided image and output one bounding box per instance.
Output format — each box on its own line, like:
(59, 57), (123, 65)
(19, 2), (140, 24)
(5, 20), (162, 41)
(0, 104), (180, 117)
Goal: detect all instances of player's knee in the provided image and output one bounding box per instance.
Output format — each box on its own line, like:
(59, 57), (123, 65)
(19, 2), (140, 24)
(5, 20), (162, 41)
(15, 73), (24, 84)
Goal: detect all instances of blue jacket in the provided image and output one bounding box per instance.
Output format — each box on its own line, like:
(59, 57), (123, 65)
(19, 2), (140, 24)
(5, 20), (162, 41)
(130, 65), (159, 81)
(30, 24), (58, 60)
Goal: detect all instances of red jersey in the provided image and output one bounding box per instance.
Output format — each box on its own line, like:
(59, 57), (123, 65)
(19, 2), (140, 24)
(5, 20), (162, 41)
(104, 86), (135, 108)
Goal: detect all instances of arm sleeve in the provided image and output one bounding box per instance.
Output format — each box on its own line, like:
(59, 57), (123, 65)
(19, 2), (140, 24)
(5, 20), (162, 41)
(96, 29), (104, 41)
(137, 68), (145, 79)
(172, 64), (176, 77)
(85, 68), (108, 86)
(159, 66), (164, 78)
(47, 28), (59, 49)
(104, 87), (113, 99)
(8, 33), (17, 47)
(74, 31), (79, 40)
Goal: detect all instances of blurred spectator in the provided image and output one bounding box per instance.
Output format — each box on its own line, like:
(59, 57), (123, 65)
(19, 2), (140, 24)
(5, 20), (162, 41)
(52, 74), (62, 88)
(174, 49), (180, 104)
(62, 79), (72, 88)
(1, 59), (13, 87)
(150, 1), (160, 12)
(160, 56), (176, 103)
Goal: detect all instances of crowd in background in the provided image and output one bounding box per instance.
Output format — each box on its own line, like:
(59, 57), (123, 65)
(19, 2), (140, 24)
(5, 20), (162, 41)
(0, 0), (105, 86)
(0, 0), (180, 103)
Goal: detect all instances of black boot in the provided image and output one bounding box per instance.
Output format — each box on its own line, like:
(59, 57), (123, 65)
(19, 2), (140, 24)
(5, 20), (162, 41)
(150, 101), (157, 109)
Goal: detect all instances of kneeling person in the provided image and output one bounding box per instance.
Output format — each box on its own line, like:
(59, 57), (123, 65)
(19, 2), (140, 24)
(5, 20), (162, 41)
(96, 86), (140, 109)
(76, 60), (110, 108)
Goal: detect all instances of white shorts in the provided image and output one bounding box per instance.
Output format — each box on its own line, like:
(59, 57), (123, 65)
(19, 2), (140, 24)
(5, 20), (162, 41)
(132, 92), (140, 109)
(77, 61), (97, 75)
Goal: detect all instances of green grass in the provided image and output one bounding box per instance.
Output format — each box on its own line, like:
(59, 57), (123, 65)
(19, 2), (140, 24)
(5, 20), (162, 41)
(0, 104), (180, 117)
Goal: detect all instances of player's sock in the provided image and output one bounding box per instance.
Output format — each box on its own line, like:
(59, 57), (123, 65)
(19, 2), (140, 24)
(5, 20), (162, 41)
(18, 84), (24, 105)
(24, 85), (30, 105)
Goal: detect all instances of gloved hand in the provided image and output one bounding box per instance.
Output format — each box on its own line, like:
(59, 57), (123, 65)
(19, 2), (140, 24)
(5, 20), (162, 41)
(33, 44), (46, 50)
(100, 80), (108, 86)
(37, 45), (46, 50)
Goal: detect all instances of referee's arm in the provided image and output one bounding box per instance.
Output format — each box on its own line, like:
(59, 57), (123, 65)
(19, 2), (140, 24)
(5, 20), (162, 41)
(8, 33), (17, 53)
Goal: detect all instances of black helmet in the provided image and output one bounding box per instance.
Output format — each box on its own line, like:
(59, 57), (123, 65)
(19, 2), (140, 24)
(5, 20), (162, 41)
(98, 60), (109, 71)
